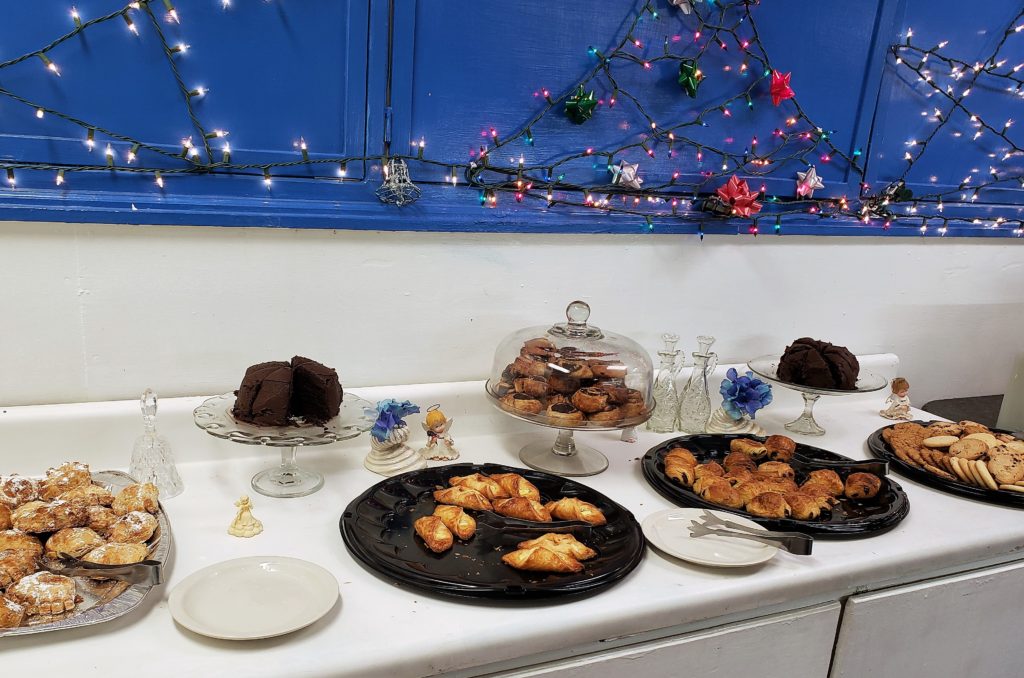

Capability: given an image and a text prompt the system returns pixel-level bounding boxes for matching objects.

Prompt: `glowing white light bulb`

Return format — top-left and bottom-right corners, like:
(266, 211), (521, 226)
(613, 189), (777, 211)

(6, 169), (16, 186)
(221, 142), (231, 163)
(167, 9), (180, 23)
(35, 108), (44, 119)
(906, 28), (913, 38)
(222, 0), (231, 7)
(155, 173), (164, 188)
(190, 86), (207, 97)
(56, 170), (65, 186)
(337, 164), (347, 178)
(188, 146), (200, 159)
(104, 144), (114, 163)
(70, 7), (81, 26)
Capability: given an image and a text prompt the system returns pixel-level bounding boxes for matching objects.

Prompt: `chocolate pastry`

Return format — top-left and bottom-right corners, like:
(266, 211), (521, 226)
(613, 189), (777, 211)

(513, 376), (549, 398)
(571, 387), (609, 414)
(665, 447), (697, 466)
(501, 392), (543, 415)
(554, 360), (593, 380)
(777, 337), (860, 390)
(844, 472), (882, 500)
(511, 355), (550, 378)
(589, 360), (627, 379)
(757, 461), (796, 480)
(290, 355), (343, 425)
(593, 381), (630, 404)
(547, 403), (584, 425)
(493, 380), (515, 397)
(764, 435), (797, 462)
(746, 492), (792, 518)
(694, 461), (725, 481)
(232, 361), (293, 426)
(619, 390), (646, 418)
(803, 469), (845, 496)
(547, 372), (580, 395)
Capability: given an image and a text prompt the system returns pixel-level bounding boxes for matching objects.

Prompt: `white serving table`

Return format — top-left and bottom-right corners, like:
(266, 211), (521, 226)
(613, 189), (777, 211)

(3, 354), (1024, 678)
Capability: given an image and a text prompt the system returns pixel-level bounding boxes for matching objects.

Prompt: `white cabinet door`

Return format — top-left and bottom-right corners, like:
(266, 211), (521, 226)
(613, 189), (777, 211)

(490, 602), (840, 678)
(831, 559), (1024, 678)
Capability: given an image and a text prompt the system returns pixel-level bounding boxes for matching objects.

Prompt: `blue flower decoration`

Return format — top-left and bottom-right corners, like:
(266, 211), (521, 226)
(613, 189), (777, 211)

(370, 399), (421, 442)
(719, 368), (773, 421)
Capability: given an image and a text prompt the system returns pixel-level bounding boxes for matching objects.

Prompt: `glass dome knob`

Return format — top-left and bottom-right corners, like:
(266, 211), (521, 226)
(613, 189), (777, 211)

(566, 300), (591, 326)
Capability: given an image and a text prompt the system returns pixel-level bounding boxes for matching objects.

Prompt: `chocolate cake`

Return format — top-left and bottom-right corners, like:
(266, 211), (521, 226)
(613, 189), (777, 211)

(290, 355), (343, 425)
(232, 361), (293, 426)
(777, 338), (860, 390)
(232, 356), (343, 426)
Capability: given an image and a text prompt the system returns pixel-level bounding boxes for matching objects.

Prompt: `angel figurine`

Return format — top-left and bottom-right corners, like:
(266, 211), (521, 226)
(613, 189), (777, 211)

(419, 404), (459, 461)
(879, 377), (912, 420)
(228, 496), (263, 538)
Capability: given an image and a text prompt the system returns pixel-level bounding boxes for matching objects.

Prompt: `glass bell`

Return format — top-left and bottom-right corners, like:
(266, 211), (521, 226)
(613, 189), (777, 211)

(129, 389), (184, 498)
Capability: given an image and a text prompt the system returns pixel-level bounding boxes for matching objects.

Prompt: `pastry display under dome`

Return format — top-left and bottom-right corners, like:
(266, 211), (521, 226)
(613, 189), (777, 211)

(485, 301), (654, 476)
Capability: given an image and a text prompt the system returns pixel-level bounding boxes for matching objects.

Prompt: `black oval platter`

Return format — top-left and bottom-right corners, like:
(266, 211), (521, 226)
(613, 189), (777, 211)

(340, 462), (645, 600)
(867, 420), (1024, 509)
(641, 434), (910, 539)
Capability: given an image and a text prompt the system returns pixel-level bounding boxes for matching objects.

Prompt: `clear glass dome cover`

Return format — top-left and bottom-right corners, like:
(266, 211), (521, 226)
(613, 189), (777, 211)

(485, 301), (654, 430)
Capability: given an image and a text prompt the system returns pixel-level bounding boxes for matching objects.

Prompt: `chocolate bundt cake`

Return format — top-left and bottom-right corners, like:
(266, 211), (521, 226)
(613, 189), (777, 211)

(777, 338), (859, 390)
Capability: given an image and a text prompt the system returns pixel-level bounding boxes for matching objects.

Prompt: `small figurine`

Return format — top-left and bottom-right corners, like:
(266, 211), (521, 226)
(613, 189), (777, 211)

(419, 405), (459, 461)
(364, 399), (425, 476)
(706, 368), (774, 436)
(228, 496), (263, 538)
(879, 377), (912, 420)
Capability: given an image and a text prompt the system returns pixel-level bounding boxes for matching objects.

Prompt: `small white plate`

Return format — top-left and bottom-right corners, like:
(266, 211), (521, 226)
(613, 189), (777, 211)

(642, 508), (778, 568)
(169, 556), (339, 640)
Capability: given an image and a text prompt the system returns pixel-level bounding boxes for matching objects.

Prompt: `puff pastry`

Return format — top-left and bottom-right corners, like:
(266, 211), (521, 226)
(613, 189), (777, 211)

(489, 473), (542, 502)
(492, 497), (552, 522)
(803, 469), (844, 496)
(844, 472), (882, 500)
(448, 474), (508, 500)
(1, 475), (39, 508)
(723, 451), (758, 472)
(501, 546), (583, 574)
(112, 483), (160, 515)
(693, 475), (731, 497)
(44, 528), (107, 560)
(7, 572), (77, 616)
(432, 505), (476, 540)
(664, 457), (696, 486)
(517, 533), (596, 561)
(545, 497), (606, 526)
(729, 438), (768, 459)
(699, 482), (745, 509)
(0, 548), (40, 589)
(694, 462), (725, 481)
(413, 516), (453, 553)
(58, 483), (114, 507)
(12, 500), (89, 534)
(501, 392), (543, 415)
(736, 480), (785, 506)
(86, 506), (119, 535)
(0, 529), (43, 557)
(432, 486), (492, 511)
(82, 542), (149, 566)
(757, 461), (796, 480)
(746, 492), (792, 518)
(764, 435), (797, 462)
(664, 447), (698, 466)
(39, 462), (92, 501)
(0, 504), (10, 531)
(0, 596), (24, 629)
(784, 492), (831, 520)
(107, 511), (158, 544)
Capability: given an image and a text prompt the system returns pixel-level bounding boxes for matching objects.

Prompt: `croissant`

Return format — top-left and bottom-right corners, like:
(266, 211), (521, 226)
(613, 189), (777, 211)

(764, 435), (797, 462)
(544, 497), (607, 526)
(693, 475), (731, 496)
(448, 474), (508, 500)
(699, 482), (745, 509)
(413, 516), (454, 553)
(517, 533), (596, 561)
(664, 457), (696, 486)
(729, 438), (768, 459)
(432, 505), (476, 540)
(501, 546), (583, 574)
(492, 497), (552, 522)
(756, 461), (796, 480)
(844, 472), (882, 500)
(432, 487), (492, 511)
(723, 451), (758, 472)
(784, 492), (831, 520)
(664, 447), (697, 466)
(489, 473), (541, 502)
(746, 492), (792, 518)
(694, 462), (725, 482)
(803, 469), (844, 496)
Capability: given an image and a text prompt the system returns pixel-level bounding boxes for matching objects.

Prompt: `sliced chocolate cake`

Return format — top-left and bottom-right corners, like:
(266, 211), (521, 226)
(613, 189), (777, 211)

(290, 355), (343, 425)
(232, 361), (293, 426)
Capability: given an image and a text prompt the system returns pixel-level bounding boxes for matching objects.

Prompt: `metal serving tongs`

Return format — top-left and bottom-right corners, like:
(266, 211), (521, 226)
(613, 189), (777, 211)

(791, 452), (888, 476)
(677, 510), (814, 556)
(49, 554), (164, 586)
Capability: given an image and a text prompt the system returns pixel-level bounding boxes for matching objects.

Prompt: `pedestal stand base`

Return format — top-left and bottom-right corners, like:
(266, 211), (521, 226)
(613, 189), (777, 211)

(251, 447), (324, 498)
(519, 429), (609, 477)
(784, 393), (826, 436)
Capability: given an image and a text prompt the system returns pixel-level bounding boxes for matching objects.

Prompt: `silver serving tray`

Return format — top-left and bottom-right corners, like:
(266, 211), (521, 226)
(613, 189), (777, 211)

(0, 470), (172, 637)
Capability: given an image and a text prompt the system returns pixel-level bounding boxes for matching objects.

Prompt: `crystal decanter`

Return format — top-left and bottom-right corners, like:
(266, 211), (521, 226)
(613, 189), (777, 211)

(647, 333), (683, 433)
(129, 390), (184, 498)
(677, 335), (719, 434)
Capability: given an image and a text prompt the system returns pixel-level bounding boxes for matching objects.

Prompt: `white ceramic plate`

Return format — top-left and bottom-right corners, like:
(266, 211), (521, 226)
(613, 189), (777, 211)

(642, 508), (778, 568)
(168, 556), (339, 640)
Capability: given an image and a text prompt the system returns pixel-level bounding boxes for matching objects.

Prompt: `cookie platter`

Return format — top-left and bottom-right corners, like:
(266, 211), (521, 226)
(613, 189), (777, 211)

(1, 469), (171, 637)
(340, 463), (644, 600)
(641, 435), (910, 538)
(867, 420), (1024, 508)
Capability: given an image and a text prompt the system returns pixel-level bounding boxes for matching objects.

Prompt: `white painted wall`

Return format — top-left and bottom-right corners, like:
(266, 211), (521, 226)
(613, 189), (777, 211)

(0, 220), (1021, 406)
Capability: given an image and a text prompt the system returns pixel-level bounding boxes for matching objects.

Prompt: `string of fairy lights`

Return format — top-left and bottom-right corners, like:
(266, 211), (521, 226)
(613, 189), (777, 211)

(0, 0), (1021, 236)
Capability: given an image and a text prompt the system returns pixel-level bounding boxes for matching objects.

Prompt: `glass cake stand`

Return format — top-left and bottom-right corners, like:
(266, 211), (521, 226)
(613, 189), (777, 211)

(747, 355), (887, 436)
(193, 391), (374, 498)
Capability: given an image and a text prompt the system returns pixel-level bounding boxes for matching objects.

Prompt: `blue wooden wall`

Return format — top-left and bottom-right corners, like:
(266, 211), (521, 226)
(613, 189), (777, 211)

(0, 0), (1021, 237)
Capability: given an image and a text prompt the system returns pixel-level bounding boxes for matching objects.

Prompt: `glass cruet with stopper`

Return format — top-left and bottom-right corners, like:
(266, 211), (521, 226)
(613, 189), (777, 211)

(677, 335), (719, 434)
(129, 389), (184, 498)
(646, 333), (683, 433)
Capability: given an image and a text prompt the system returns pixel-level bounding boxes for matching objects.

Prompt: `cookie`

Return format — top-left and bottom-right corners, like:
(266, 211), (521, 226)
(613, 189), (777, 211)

(974, 460), (999, 491)
(949, 438), (988, 460)
(923, 436), (959, 449)
(962, 432), (999, 449)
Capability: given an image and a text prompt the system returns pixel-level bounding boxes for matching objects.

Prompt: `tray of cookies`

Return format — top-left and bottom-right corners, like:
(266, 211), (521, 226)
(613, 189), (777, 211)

(867, 420), (1024, 508)
(0, 464), (170, 636)
(340, 463), (644, 600)
(641, 434), (909, 538)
